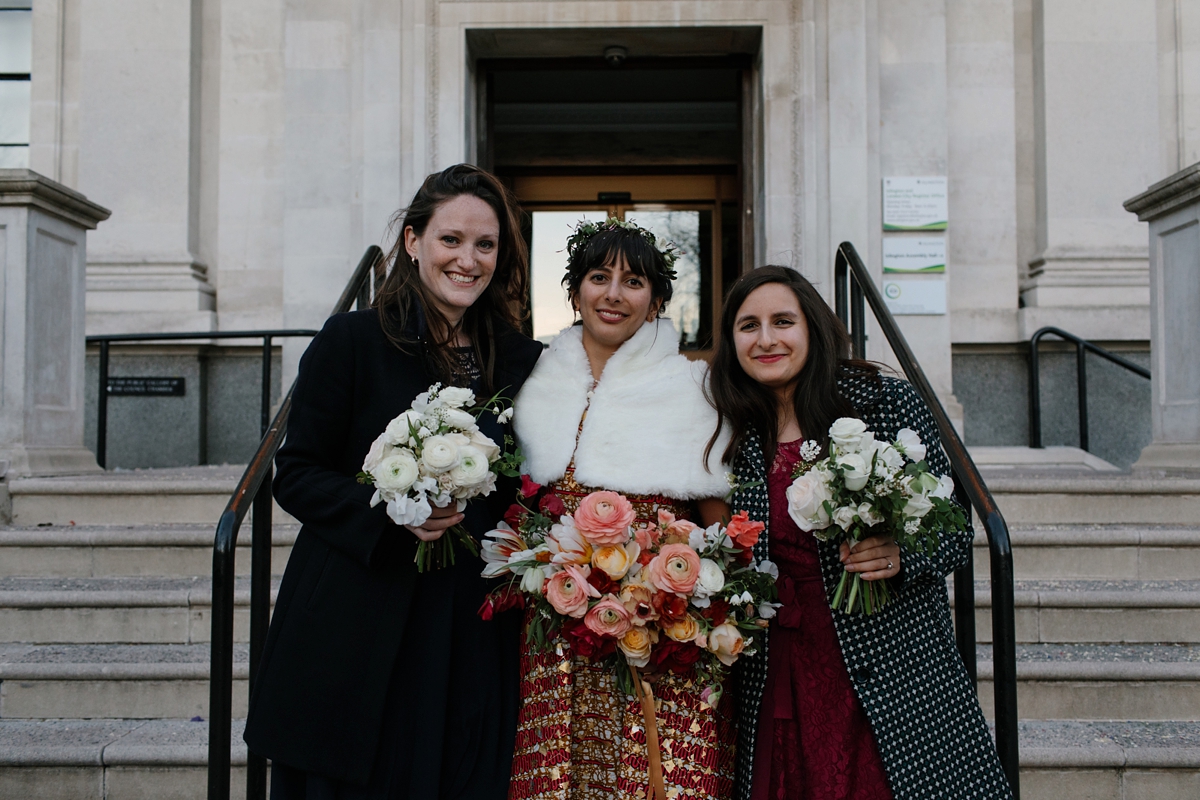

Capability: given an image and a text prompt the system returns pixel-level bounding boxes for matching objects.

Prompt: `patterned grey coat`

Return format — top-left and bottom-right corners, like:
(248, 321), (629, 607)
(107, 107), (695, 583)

(730, 374), (1012, 800)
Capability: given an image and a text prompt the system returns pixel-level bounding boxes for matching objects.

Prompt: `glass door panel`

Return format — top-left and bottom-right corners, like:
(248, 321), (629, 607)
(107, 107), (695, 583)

(530, 209), (607, 343)
(624, 208), (714, 350)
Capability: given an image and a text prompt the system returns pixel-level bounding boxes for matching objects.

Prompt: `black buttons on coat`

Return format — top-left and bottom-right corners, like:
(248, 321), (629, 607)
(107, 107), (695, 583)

(854, 666), (873, 683)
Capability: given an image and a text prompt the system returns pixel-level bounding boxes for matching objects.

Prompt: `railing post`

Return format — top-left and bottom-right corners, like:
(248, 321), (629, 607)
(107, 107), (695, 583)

(208, 513), (238, 800)
(260, 337), (273, 439)
(246, 473), (273, 800)
(986, 510), (1021, 797)
(97, 340), (110, 468)
(1028, 334), (1043, 449)
(1076, 341), (1089, 452)
(952, 471), (977, 686)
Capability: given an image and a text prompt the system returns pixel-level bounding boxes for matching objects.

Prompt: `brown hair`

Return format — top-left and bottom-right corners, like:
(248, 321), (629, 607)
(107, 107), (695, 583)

(373, 164), (528, 394)
(705, 266), (880, 465)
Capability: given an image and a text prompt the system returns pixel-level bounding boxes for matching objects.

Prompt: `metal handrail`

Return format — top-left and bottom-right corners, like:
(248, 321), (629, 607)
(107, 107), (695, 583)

(1028, 326), (1150, 452)
(207, 245), (384, 800)
(834, 242), (1020, 797)
(87, 329), (320, 468)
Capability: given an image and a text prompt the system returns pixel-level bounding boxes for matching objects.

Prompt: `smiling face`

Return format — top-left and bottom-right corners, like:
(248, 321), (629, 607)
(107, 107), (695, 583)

(574, 254), (662, 363)
(733, 282), (811, 401)
(404, 194), (500, 326)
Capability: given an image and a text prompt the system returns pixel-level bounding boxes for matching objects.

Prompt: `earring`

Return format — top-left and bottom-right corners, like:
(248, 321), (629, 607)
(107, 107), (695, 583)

(412, 257), (419, 268)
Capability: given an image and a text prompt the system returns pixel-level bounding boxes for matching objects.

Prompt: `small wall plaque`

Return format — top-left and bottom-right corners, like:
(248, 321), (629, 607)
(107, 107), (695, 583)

(107, 377), (186, 396)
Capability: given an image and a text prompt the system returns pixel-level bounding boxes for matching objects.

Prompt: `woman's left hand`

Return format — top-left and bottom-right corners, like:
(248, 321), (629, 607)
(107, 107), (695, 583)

(840, 535), (901, 581)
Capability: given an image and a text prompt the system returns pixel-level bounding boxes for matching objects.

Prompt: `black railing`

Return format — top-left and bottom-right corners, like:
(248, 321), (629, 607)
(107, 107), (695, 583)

(207, 245), (384, 800)
(1028, 326), (1150, 452)
(834, 242), (1020, 797)
(87, 330), (320, 468)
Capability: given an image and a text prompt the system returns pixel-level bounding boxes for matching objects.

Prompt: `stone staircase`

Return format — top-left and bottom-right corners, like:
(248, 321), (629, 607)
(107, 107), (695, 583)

(0, 468), (1197, 798)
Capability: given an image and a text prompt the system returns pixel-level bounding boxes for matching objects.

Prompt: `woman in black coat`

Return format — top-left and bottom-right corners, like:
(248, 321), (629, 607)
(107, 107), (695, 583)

(243, 164), (544, 799)
(707, 267), (1011, 800)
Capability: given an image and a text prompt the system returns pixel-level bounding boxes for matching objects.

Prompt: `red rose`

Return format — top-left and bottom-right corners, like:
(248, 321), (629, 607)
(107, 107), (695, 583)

(562, 619), (617, 660)
(477, 586), (526, 621)
(587, 569), (621, 596)
(652, 591), (689, 623)
(504, 503), (526, 530)
(736, 547), (753, 566)
(650, 639), (703, 674)
(539, 492), (567, 518)
(700, 599), (731, 624)
(520, 475), (542, 499)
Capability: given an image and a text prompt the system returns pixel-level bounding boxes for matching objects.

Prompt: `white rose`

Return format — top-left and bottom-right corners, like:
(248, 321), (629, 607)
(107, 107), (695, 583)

(421, 434), (462, 473)
(386, 491), (431, 527)
(469, 429), (501, 462)
(696, 559), (725, 596)
(449, 445), (491, 487)
(786, 473), (833, 531)
(835, 453), (870, 492)
(828, 417), (868, 451)
(438, 386), (475, 408)
(384, 410), (420, 446)
(903, 493), (934, 519)
(857, 502), (884, 527)
(931, 474), (955, 500)
(373, 451), (420, 493)
(832, 505), (857, 531)
(895, 428), (927, 462)
(362, 433), (390, 472)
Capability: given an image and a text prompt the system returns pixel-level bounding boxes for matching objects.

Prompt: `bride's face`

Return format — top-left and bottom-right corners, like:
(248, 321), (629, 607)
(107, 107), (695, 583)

(574, 254), (661, 353)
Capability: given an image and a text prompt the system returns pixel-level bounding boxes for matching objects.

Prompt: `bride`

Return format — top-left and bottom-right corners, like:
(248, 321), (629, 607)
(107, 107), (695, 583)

(509, 218), (735, 800)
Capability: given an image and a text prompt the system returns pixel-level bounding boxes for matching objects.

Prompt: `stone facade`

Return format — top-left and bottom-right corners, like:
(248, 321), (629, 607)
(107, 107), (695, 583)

(20, 0), (1200, 466)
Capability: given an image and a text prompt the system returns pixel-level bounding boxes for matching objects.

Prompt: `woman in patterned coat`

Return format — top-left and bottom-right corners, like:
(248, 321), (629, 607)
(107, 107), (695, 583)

(706, 267), (1012, 800)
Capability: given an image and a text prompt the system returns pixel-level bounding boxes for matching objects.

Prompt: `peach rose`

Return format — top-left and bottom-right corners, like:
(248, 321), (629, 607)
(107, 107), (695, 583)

(573, 491), (635, 546)
(584, 595), (633, 639)
(646, 543), (702, 595)
(618, 625), (659, 667)
(707, 623), (746, 666)
(545, 566), (598, 619)
(662, 614), (701, 643)
(591, 542), (640, 580)
(657, 509), (699, 544)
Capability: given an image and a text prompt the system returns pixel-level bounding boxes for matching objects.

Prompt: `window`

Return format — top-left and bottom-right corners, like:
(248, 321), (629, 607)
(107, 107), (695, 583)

(0, 6), (32, 168)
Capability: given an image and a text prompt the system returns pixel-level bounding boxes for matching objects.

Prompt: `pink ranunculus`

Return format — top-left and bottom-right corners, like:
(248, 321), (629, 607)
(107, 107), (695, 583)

(646, 544), (702, 595)
(545, 566), (598, 618)
(584, 594), (633, 639)
(573, 491), (635, 546)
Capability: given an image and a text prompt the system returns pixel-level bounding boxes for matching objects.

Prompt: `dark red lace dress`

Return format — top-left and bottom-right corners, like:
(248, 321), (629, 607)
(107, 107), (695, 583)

(750, 439), (893, 800)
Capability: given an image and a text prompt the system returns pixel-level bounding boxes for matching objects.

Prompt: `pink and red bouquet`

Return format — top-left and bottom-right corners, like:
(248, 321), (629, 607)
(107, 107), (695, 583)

(478, 477), (779, 701)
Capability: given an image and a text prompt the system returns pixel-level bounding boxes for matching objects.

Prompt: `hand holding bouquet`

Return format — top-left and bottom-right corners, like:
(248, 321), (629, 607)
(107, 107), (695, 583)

(786, 417), (966, 615)
(478, 478), (779, 704)
(357, 383), (522, 571)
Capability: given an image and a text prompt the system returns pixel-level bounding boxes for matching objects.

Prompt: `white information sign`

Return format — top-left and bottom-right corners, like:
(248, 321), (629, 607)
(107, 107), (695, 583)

(883, 176), (948, 231)
(882, 236), (945, 273)
(882, 279), (946, 315)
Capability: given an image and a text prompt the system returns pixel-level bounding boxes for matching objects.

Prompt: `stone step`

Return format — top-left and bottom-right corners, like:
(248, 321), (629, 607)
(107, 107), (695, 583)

(983, 472), (1200, 526)
(976, 644), (1200, 721)
(0, 644), (249, 720)
(956, 580), (1200, 644)
(6, 466), (297, 526)
(2, 718), (1197, 800)
(972, 525), (1200, 582)
(0, 524), (298, 579)
(0, 577), (275, 645)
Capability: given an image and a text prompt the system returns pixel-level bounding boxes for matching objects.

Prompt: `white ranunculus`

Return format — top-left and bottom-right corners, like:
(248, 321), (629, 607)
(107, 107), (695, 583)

(374, 451), (420, 493)
(832, 505), (857, 531)
(895, 428), (927, 462)
(930, 474), (955, 500)
(362, 433), (391, 472)
(857, 502), (884, 527)
(421, 434), (462, 473)
(829, 417), (868, 451)
(469, 429), (501, 462)
(449, 445), (491, 487)
(386, 491), (431, 527)
(903, 493), (934, 519)
(836, 453), (871, 492)
(786, 472), (833, 531)
(438, 386), (475, 408)
(384, 410), (420, 446)
(696, 559), (725, 596)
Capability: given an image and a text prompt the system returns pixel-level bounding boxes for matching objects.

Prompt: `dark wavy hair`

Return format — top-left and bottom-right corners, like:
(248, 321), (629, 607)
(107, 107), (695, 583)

(373, 164), (528, 394)
(563, 226), (674, 316)
(706, 266), (880, 465)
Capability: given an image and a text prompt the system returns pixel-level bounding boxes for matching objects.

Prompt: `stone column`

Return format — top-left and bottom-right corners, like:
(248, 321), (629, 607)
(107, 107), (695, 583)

(1124, 162), (1200, 474)
(0, 170), (109, 477)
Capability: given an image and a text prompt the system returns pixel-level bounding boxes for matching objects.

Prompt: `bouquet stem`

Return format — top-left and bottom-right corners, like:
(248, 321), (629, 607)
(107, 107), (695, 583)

(414, 524), (480, 572)
(831, 565), (893, 616)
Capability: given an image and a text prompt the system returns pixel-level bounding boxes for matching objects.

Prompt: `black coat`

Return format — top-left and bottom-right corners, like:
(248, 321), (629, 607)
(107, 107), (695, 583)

(731, 375), (1012, 800)
(243, 308), (542, 793)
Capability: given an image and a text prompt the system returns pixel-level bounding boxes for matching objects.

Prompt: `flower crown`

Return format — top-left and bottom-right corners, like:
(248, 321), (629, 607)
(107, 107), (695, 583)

(563, 217), (680, 281)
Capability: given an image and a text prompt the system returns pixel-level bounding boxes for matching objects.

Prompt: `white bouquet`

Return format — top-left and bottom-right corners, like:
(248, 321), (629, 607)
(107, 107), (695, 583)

(786, 418), (966, 614)
(357, 383), (522, 571)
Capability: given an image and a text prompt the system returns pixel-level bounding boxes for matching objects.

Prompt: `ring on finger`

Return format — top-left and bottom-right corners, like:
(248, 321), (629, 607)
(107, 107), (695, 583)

(887, 560), (894, 570)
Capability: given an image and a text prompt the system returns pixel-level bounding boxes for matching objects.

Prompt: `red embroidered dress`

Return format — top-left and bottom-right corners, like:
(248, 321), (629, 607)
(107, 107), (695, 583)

(751, 439), (893, 800)
(508, 461), (736, 800)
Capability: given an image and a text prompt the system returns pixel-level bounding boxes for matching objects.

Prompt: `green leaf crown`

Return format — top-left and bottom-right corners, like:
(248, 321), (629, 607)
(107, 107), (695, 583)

(563, 217), (681, 281)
